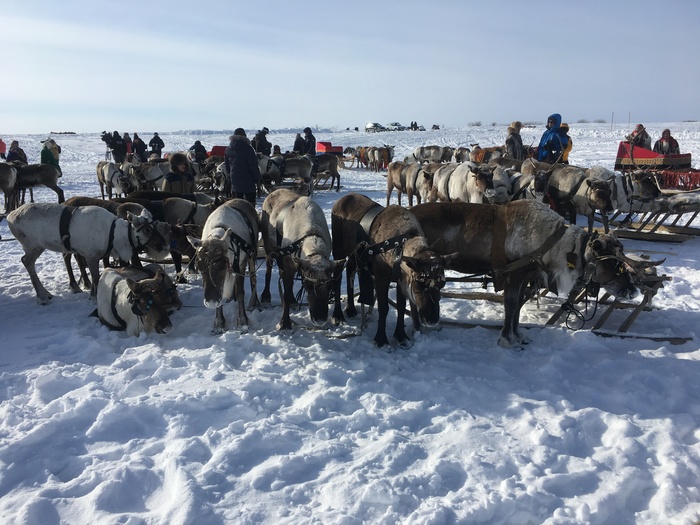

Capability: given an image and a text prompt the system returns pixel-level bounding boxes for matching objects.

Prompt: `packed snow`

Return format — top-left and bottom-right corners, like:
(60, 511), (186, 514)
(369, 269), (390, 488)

(1, 122), (699, 525)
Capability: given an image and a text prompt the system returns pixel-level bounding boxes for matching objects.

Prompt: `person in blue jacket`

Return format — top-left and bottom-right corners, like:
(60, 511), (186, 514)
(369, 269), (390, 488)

(537, 113), (568, 163)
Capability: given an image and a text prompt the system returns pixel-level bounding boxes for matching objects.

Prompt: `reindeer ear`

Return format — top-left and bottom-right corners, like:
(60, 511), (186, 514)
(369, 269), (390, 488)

(186, 235), (201, 249)
(401, 255), (419, 271)
(125, 278), (139, 293)
(292, 256), (310, 272)
(442, 252), (460, 268)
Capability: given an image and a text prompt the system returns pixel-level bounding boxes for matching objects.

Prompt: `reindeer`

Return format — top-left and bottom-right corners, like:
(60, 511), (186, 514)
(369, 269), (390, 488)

(11, 164), (64, 210)
(95, 264), (182, 336)
(260, 189), (344, 331)
(331, 193), (457, 347)
(188, 199), (260, 333)
(0, 163), (17, 212)
(411, 200), (654, 348)
(7, 203), (171, 304)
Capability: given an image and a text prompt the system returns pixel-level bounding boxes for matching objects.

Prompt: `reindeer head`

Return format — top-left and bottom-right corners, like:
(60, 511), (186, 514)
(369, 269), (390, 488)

(127, 211), (172, 259)
(470, 164), (496, 198)
(188, 229), (244, 308)
(400, 244), (458, 328)
(583, 233), (662, 300)
(585, 178), (615, 216)
(125, 269), (180, 334)
(293, 255), (346, 327)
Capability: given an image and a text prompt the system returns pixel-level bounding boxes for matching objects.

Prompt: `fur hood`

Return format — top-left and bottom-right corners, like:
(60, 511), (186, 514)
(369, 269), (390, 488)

(169, 152), (189, 170)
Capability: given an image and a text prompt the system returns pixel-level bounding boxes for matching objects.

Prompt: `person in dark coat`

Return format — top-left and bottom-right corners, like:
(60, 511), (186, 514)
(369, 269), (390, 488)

(149, 132), (165, 158)
(653, 129), (680, 155)
(189, 140), (208, 163)
(536, 113), (568, 163)
(225, 128), (261, 205)
(161, 152), (195, 194)
(6, 140), (27, 164)
(292, 133), (305, 154)
(626, 124), (652, 150)
(251, 127), (272, 156)
(302, 127), (316, 156)
(109, 131), (127, 163)
(505, 121), (525, 160)
(132, 133), (148, 162)
(123, 132), (133, 155)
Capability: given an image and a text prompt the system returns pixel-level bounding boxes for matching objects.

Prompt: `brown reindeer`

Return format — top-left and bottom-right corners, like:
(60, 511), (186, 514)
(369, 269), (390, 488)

(11, 163), (65, 210)
(0, 163), (18, 212)
(331, 192), (457, 347)
(411, 200), (647, 348)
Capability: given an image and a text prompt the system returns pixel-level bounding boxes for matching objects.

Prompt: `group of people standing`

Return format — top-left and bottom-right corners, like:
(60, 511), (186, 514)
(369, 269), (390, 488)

(505, 116), (682, 165)
(0, 137), (59, 174)
(505, 114), (572, 164)
(103, 131), (164, 163)
(225, 126), (317, 205)
(249, 126), (316, 157)
(0, 138), (28, 164)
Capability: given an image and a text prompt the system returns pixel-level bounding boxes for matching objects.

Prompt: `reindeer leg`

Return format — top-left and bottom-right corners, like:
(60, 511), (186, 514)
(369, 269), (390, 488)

(75, 253), (91, 289)
(499, 283), (519, 348)
(22, 249), (52, 304)
(212, 306), (226, 334)
(344, 262), (358, 319)
(247, 258), (260, 309)
(393, 287), (410, 346)
(277, 268), (294, 332)
(171, 251), (187, 283)
(63, 253), (82, 293)
(513, 276), (532, 345)
(235, 274), (249, 328)
(373, 272), (391, 347)
(87, 258), (102, 300)
(261, 256), (273, 306)
(331, 259), (346, 326)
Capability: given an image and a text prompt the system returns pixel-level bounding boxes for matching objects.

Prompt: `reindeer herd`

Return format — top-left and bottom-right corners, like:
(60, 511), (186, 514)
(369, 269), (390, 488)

(2, 142), (664, 348)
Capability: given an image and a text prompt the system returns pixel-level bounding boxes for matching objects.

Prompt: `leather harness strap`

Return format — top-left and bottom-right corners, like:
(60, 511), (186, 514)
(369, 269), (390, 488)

(359, 203), (383, 242)
(59, 206), (78, 252)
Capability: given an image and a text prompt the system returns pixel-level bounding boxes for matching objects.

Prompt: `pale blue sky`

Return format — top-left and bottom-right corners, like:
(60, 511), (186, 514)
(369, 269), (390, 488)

(3, 0), (699, 134)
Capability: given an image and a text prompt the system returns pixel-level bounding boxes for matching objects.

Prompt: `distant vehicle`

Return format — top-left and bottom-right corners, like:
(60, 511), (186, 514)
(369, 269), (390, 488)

(385, 122), (406, 131)
(365, 122), (386, 133)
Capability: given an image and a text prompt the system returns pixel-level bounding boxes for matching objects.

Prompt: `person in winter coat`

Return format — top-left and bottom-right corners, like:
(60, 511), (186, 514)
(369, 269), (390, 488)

(653, 129), (680, 155)
(505, 121), (525, 160)
(251, 127), (272, 156)
(188, 140), (208, 163)
(7, 140), (27, 164)
(123, 133), (133, 155)
(0, 138), (6, 160)
(626, 124), (652, 150)
(292, 133), (305, 155)
(302, 127), (316, 156)
(225, 128), (261, 205)
(109, 131), (127, 163)
(161, 152), (195, 194)
(132, 133), (148, 162)
(560, 123), (572, 164)
(536, 113), (568, 163)
(40, 138), (62, 176)
(149, 132), (165, 158)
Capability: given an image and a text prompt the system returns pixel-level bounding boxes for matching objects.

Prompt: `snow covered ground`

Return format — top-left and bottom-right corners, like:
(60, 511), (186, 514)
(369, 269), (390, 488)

(1, 122), (699, 524)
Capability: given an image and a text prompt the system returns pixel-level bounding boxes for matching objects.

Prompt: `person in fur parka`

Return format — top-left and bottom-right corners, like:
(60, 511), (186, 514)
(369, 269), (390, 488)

(161, 152), (195, 194)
